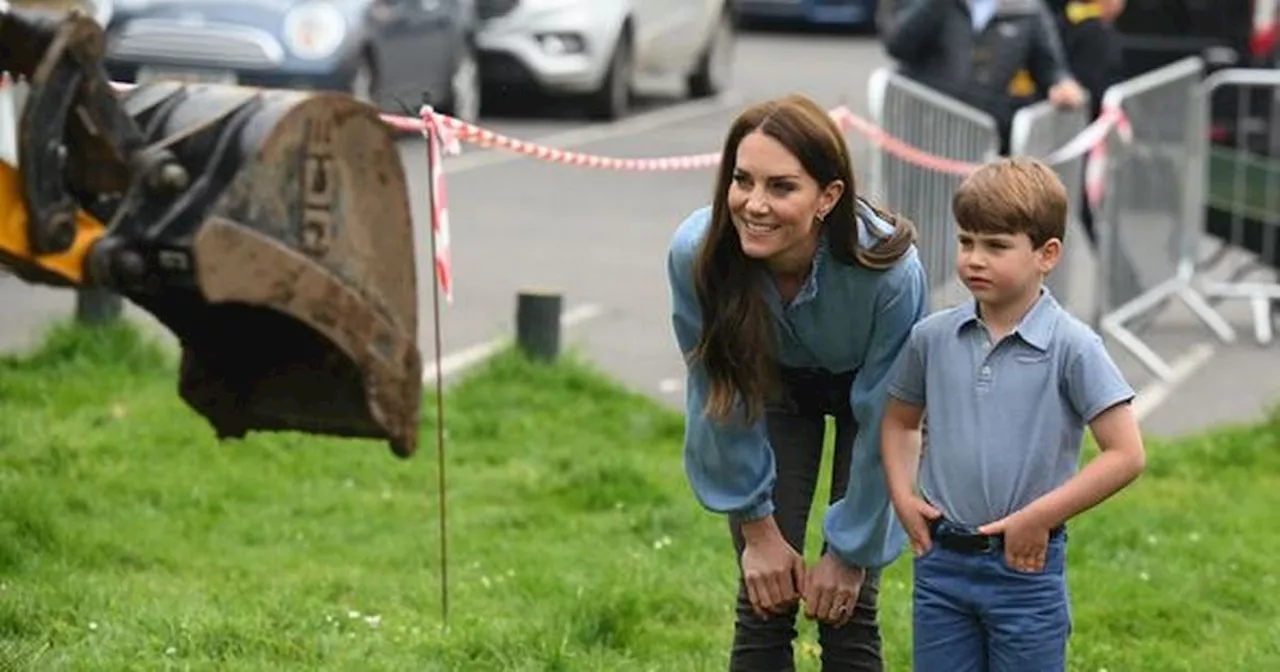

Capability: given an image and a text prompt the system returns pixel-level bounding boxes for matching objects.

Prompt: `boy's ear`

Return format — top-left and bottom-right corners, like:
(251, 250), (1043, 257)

(1037, 237), (1063, 272)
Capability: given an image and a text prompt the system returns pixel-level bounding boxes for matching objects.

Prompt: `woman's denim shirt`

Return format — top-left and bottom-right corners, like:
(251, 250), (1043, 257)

(666, 201), (930, 569)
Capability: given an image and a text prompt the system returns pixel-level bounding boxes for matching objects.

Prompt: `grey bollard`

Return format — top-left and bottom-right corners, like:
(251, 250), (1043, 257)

(515, 290), (562, 362)
(75, 288), (123, 326)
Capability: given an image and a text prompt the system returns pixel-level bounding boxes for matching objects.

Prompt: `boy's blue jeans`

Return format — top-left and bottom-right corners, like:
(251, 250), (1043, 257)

(912, 520), (1072, 672)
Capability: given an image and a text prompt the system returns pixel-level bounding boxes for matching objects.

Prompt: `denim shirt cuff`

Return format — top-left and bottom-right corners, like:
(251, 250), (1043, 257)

(730, 499), (776, 525)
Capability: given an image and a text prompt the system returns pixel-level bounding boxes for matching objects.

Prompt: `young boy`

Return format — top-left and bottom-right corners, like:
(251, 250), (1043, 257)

(880, 157), (1146, 671)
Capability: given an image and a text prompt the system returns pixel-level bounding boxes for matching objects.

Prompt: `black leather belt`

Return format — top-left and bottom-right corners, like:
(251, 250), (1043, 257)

(928, 517), (1066, 555)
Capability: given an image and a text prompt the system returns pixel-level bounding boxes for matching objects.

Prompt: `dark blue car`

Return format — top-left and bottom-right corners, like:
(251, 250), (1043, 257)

(735, 0), (878, 28)
(101, 0), (482, 122)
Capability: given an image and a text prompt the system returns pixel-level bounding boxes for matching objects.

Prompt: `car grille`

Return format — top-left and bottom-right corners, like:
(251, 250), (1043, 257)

(107, 20), (286, 69)
(476, 0), (518, 20)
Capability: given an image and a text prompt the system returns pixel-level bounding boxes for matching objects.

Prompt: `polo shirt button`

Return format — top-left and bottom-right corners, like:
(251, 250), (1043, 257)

(981, 366), (992, 376)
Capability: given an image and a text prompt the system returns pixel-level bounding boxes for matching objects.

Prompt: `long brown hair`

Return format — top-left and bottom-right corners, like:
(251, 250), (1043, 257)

(689, 94), (916, 424)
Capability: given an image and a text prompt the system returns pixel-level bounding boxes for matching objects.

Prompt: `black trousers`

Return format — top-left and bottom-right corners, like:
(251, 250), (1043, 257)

(727, 367), (884, 671)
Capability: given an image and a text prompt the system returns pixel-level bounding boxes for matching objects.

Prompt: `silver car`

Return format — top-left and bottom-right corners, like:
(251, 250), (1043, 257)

(99, 0), (482, 123)
(475, 0), (735, 119)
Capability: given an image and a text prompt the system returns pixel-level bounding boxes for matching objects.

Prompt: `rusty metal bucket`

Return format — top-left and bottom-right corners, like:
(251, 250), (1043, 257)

(96, 83), (423, 457)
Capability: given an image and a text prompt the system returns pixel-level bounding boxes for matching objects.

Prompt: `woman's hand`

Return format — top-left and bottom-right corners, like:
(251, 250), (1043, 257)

(1099, 0), (1126, 23)
(739, 517), (806, 619)
(802, 551), (865, 627)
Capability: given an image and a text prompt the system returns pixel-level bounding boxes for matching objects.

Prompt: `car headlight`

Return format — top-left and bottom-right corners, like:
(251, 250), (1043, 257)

(283, 2), (347, 60)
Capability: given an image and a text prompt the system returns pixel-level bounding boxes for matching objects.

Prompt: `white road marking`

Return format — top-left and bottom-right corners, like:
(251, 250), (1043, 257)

(421, 303), (605, 384)
(443, 91), (743, 174)
(1132, 341), (1217, 421)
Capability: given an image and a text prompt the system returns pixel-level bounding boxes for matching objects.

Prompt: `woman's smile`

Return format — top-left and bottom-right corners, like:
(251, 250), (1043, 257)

(738, 218), (783, 236)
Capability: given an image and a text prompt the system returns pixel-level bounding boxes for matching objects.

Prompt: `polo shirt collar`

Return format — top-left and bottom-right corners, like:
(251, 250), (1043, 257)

(956, 287), (1059, 351)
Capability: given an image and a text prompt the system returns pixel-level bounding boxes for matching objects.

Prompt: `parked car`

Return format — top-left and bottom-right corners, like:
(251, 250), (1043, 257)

(473, 0), (735, 119)
(100, 0), (483, 122)
(735, 0), (878, 29)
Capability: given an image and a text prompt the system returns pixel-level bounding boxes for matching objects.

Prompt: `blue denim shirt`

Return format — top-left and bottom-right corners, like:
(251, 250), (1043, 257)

(666, 202), (930, 569)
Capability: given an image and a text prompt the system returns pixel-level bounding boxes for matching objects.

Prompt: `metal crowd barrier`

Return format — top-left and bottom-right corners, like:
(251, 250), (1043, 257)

(865, 66), (1001, 310)
(1007, 100), (1092, 316)
(1193, 68), (1280, 346)
(863, 67), (1098, 317)
(1092, 57), (1237, 381)
(864, 56), (1277, 384)
(1094, 57), (1279, 381)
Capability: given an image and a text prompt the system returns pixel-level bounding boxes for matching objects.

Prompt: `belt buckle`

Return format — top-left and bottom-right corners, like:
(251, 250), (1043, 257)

(934, 521), (998, 554)
(964, 533), (997, 554)
(943, 533), (995, 554)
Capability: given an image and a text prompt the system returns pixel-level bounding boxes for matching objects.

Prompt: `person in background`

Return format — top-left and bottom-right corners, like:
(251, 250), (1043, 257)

(666, 93), (929, 671)
(881, 157), (1146, 671)
(1048, 0), (1126, 120)
(880, 0), (1088, 154)
(1047, 0), (1127, 245)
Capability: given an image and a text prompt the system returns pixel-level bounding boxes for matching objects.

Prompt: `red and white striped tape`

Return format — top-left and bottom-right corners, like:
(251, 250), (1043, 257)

(418, 105), (458, 304)
(103, 80), (1123, 179)
(1043, 105), (1129, 167)
(828, 106), (982, 176)
(397, 103), (1123, 177)
(1084, 106), (1133, 210)
(89, 80), (1127, 305)
(384, 112), (725, 171)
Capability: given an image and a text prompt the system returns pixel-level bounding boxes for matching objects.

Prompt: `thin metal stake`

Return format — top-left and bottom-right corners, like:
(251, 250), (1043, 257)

(422, 115), (449, 628)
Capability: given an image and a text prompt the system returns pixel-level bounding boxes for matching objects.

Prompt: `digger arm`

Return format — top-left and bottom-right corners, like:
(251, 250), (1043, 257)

(0, 5), (185, 288)
(0, 6), (425, 458)
(0, 159), (104, 285)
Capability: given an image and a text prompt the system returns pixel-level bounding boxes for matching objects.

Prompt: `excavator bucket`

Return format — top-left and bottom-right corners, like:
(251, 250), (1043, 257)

(0, 7), (422, 457)
(94, 83), (423, 457)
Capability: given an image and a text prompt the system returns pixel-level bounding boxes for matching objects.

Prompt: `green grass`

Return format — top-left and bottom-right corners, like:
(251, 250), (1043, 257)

(1, 321), (1278, 670)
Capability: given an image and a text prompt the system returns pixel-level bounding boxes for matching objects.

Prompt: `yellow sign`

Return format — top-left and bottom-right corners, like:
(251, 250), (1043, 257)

(1065, 1), (1104, 24)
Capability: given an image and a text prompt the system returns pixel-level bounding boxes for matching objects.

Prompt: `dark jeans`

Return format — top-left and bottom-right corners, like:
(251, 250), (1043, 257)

(727, 367), (884, 672)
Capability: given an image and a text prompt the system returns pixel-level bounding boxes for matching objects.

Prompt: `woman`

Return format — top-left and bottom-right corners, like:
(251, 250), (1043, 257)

(666, 94), (929, 670)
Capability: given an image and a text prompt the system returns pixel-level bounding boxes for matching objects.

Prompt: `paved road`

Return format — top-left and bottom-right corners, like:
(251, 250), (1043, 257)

(413, 28), (882, 380)
(2, 25), (1276, 441)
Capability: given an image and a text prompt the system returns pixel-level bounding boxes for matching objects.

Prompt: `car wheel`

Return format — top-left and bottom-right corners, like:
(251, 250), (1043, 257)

(445, 45), (482, 124)
(688, 11), (735, 98)
(588, 29), (633, 120)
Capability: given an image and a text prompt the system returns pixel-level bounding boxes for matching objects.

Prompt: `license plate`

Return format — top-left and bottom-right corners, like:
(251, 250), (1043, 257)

(136, 66), (238, 85)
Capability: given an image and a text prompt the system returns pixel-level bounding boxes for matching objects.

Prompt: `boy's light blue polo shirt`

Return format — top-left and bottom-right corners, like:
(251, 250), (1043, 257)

(887, 288), (1135, 527)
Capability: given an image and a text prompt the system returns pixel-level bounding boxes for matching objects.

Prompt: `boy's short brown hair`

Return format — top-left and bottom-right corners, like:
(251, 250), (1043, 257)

(952, 157), (1068, 249)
